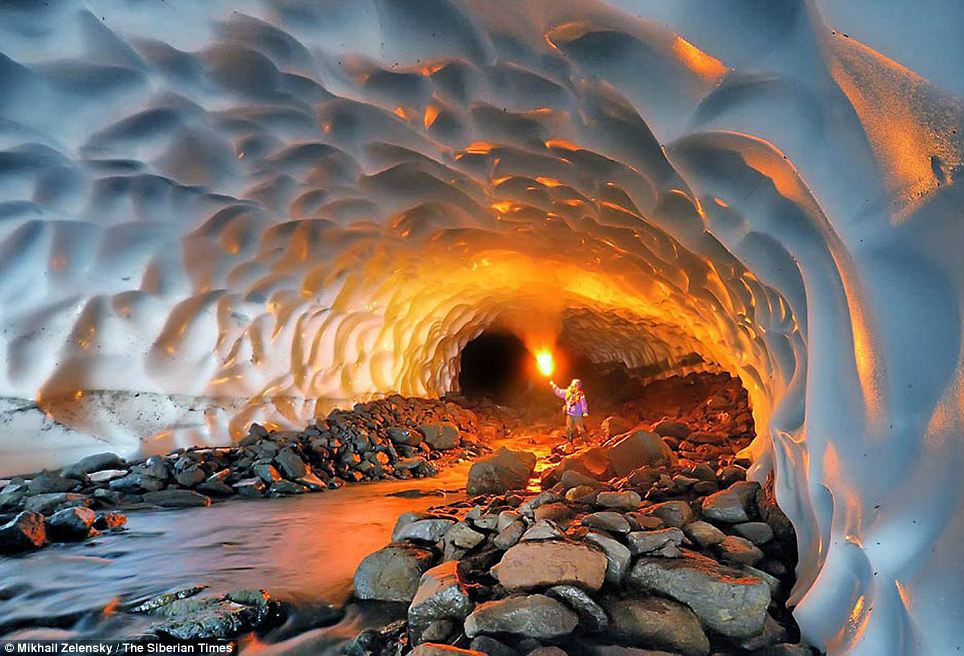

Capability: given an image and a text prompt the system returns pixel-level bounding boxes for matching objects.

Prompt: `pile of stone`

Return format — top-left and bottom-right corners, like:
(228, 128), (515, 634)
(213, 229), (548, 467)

(348, 425), (813, 656)
(0, 396), (492, 553)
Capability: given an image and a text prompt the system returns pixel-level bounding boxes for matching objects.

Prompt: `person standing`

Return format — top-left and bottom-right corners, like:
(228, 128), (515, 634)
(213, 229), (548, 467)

(550, 378), (589, 442)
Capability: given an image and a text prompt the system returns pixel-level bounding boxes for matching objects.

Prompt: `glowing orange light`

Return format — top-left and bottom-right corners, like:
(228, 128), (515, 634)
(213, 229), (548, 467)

(535, 350), (554, 377)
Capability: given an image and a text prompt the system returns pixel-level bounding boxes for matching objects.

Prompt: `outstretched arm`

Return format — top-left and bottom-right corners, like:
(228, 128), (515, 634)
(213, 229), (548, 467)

(550, 380), (565, 399)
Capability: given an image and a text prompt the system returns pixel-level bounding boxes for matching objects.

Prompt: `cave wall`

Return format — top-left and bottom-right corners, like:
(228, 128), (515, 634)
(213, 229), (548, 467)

(0, 2), (961, 653)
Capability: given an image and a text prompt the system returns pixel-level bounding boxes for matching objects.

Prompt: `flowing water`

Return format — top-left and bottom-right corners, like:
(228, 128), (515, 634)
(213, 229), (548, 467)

(0, 430), (560, 654)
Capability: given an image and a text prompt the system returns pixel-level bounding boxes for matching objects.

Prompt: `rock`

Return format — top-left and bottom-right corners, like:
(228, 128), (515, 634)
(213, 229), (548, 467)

(533, 502), (572, 523)
(582, 511), (631, 534)
(605, 596), (709, 656)
(627, 553), (770, 638)
(581, 645), (679, 656)
(389, 427), (424, 446)
(233, 477), (266, 498)
(297, 470), (327, 491)
(140, 456), (170, 480)
(519, 491), (560, 517)
(683, 521), (725, 547)
(529, 648), (566, 656)
(396, 517), (457, 544)
(23, 492), (90, 515)
(626, 528), (684, 557)
(734, 521), (775, 545)
(198, 479), (235, 496)
(701, 489), (750, 523)
(739, 613), (788, 651)
(497, 541), (607, 591)
(420, 422), (461, 450)
(566, 485), (598, 504)
(546, 585), (608, 632)
(412, 645), (484, 656)
(63, 452), (126, 478)
(420, 620), (454, 643)
(541, 448), (613, 487)
(497, 510), (523, 531)
(760, 644), (814, 656)
(253, 462), (283, 484)
(584, 531), (631, 584)
(559, 470), (603, 490)
(595, 490), (641, 510)
(717, 465), (746, 487)
(28, 471), (76, 494)
(135, 588), (280, 640)
(445, 522), (487, 549)
(647, 500), (694, 527)
(464, 594), (578, 639)
(46, 507), (96, 540)
(469, 636), (518, 656)
(409, 561), (474, 631)
(142, 490), (212, 508)
(174, 466), (206, 488)
(0, 511), (45, 551)
(718, 535), (764, 566)
(521, 519), (565, 542)
(354, 543), (436, 602)
(467, 448), (537, 495)
(600, 416), (634, 438)
(653, 421), (690, 439)
(93, 511), (127, 531)
(269, 480), (308, 495)
(275, 448), (308, 479)
(493, 521), (525, 550)
(606, 431), (676, 476)
(109, 472), (165, 493)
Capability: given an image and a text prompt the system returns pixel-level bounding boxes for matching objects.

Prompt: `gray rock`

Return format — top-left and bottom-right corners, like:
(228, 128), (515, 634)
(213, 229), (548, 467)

(269, 480), (308, 495)
(412, 645), (484, 656)
(546, 585), (608, 632)
(653, 421), (691, 439)
(739, 613), (788, 651)
(581, 645), (679, 656)
(388, 427), (424, 446)
(760, 644), (815, 656)
(409, 561), (474, 630)
(140, 456), (170, 480)
(718, 535), (764, 566)
(233, 477), (266, 497)
(445, 522), (487, 549)
(47, 507), (96, 540)
(419, 620), (454, 643)
(595, 491), (641, 510)
(86, 469), (127, 484)
(734, 521), (775, 545)
(142, 490), (212, 508)
(464, 594), (578, 639)
(93, 511), (127, 531)
(275, 448), (308, 479)
(467, 448), (537, 495)
(648, 500), (694, 527)
(521, 520), (565, 542)
(493, 520), (525, 550)
(497, 510), (523, 531)
(558, 470), (603, 490)
(24, 492), (87, 515)
(28, 471), (76, 494)
(395, 518), (457, 544)
(497, 541), (608, 591)
(420, 422), (461, 450)
(606, 430), (676, 476)
(605, 596), (709, 656)
(0, 511), (45, 551)
(109, 472), (165, 493)
(354, 543), (436, 602)
(134, 587), (279, 640)
(703, 481), (760, 524)
(585, 531), (631, 584)
(683, 521), (725, 547)
(582, 511), (631, 534)
(626, 528), (684, 557)
(174, 465), (206, 488)
(519, 491), (560, 517)
(62, 452), (126, 478)
(253, 462), (283, 484)
(627, 553), (770, 638)
(469, 636), (517, 656)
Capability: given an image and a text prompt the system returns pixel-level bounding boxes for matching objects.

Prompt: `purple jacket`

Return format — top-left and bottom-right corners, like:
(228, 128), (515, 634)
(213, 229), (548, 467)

(551, 382), (589, 417)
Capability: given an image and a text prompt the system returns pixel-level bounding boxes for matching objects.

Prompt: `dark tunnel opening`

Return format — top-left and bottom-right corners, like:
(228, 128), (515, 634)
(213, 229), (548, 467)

(457, 331), (532, 402)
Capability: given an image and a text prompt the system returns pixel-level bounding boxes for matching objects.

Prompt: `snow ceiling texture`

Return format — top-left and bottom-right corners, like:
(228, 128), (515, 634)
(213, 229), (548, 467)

(0, 1), (962, 654)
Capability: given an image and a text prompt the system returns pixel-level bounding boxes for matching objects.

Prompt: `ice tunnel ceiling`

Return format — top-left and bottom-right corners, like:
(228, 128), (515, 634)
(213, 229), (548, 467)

(0, 1), (962, 654)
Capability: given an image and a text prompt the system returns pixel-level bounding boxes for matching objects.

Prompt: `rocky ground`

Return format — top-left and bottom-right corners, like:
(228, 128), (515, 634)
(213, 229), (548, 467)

(0, 396), (498, 555)
(346, 374), (818, 656)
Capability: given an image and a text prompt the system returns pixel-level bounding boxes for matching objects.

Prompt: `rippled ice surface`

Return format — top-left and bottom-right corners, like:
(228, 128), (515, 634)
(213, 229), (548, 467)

(0, 468), (470, 652)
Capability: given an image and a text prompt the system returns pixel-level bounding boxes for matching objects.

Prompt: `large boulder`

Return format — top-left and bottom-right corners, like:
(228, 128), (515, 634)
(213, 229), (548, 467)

(142, 490), (212, 508)
(275, 448), (308, 479)
(27, 471), (76, 494)
(701, 481), (760, 524)
(585, 531), (632, 584)
(62, 452), (127, 478)
(467, 448), (536, 495)
(605, 596), (710, 656)
(600, 416), (634, 438)
(354, 543), (436, 602)
(408, 561), (474, 632)
(0, 511), (46, 551)
(606, 431), (676, 476)
(497, 541), (607, 591)
(23, 492), (90, 515)
(627, 553), (770, 638)
(132, 588), (281, 640)
(420, 422), (461, 450)
(464, 594), (578, 639)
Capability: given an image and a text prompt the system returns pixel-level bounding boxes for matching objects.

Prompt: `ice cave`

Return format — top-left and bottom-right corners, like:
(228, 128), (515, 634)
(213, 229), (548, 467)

(0, 2), (961, 655)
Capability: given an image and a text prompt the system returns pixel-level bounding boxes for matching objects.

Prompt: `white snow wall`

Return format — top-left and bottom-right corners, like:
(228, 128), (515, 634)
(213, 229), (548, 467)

(0, 1), (961, 653)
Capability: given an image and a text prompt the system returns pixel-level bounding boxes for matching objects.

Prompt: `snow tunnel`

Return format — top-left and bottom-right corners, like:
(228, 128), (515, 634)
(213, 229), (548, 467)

(0, 1), (962, 654)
